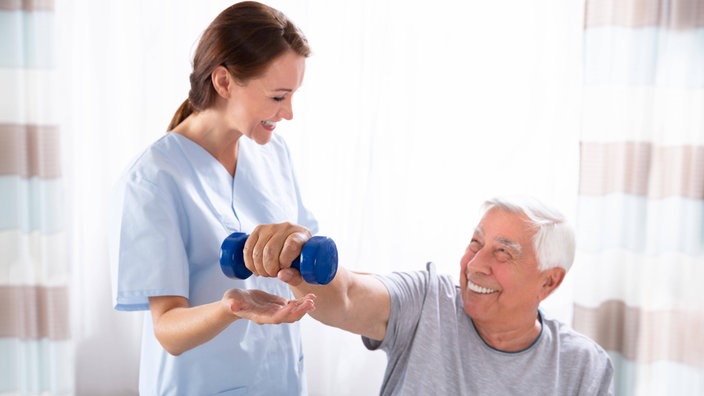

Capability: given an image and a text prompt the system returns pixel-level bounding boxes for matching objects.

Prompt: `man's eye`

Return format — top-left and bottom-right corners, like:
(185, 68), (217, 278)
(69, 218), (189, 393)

(469, 240), (481, 252)
(273, 96), (285, 102)
(495, 249), (511, 262)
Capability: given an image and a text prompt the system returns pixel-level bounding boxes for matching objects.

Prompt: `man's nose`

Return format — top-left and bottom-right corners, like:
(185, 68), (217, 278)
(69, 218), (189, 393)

(467, 249), (491, 274)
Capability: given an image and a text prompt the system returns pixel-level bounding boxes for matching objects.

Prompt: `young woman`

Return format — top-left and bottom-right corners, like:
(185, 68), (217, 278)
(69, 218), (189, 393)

(110, 2), (318, 394)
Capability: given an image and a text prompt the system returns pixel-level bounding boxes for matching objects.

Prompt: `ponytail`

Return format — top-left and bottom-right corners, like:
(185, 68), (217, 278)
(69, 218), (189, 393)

(167, 99), (194, 131)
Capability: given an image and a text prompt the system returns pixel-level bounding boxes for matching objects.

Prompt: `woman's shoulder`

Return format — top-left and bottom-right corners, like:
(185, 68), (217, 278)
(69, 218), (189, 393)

(120, 133), (188, 184)
(138, 132), (185, 161)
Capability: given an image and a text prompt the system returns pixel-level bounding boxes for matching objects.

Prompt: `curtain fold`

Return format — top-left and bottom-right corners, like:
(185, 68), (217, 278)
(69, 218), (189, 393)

(0, 0), (73, 394)
(573, 0), (704, 394)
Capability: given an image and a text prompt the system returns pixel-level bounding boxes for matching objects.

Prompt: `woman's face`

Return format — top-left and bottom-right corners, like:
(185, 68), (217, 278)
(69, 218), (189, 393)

(226, 50), (306, 145)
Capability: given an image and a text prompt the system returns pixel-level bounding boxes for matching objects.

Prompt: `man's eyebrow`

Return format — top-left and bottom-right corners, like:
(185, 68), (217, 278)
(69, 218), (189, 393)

(496, 237), (522, 255)
(474, 226), (521, 253)
(474, 226), (484, 238)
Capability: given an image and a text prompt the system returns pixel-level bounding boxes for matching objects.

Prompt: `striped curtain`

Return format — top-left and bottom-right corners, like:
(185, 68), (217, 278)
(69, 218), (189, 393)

(572, 0), (704, 395)
(0, 0), (73, 395)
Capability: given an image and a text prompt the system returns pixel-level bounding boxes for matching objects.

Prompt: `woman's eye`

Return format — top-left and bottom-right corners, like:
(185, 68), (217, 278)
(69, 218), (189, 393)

(273, 96), (285, 102)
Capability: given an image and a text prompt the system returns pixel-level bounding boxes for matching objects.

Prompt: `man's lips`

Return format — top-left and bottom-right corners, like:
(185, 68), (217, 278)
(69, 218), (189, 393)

(466, 279), (498, 294)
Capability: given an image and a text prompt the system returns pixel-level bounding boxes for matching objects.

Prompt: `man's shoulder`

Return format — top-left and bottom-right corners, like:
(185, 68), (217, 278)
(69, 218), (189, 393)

(381, 262), (458, 295)
(543, 315), (612, 363)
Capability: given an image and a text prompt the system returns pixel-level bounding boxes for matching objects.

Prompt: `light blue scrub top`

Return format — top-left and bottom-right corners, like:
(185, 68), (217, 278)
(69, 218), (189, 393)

(109, 132), (318, 396)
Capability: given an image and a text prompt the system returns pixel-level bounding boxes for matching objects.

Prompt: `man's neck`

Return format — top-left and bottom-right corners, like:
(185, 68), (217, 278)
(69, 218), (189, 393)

(472, 311), (543, 352)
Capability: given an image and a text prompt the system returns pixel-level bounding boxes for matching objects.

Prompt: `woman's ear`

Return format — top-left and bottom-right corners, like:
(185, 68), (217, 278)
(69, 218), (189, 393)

(211, 66), (232, 98)
(540, 267), (566, 300)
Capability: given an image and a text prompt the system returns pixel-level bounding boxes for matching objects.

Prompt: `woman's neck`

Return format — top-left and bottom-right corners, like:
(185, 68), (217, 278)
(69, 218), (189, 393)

(172, 111), (241, 176)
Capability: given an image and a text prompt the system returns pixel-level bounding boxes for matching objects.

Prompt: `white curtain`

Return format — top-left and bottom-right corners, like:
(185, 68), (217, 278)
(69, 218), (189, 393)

(0, 1), (73, 395)
(56, 1), (585, 395)
(572, 0), (704, 395)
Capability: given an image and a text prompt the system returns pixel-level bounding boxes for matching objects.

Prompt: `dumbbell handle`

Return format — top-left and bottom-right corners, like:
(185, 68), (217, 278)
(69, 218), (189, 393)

(219, 232), (338, 285)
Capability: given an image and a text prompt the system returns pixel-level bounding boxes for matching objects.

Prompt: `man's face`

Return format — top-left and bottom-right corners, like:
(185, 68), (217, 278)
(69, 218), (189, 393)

(459, 207), (555, 326)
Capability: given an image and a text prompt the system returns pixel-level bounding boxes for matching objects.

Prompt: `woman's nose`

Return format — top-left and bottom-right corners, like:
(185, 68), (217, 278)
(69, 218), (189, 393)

(279, 100), (293, 120)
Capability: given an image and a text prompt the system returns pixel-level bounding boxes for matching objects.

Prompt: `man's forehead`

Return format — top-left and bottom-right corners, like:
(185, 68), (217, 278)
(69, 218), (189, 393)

(475, 224), (522, 249)
(475, 211), (529, 242)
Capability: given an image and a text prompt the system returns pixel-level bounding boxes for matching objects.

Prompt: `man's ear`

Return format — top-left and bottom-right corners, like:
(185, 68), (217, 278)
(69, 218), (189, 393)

(211, 66), (232, 98)
(540, 267), (566, 299)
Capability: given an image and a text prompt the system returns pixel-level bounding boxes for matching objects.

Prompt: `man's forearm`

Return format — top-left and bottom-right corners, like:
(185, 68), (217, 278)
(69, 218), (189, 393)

(287, 267), (390, 340)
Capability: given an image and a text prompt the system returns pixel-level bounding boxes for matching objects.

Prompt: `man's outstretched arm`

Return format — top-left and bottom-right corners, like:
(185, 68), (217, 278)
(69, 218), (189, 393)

(243, 222), (391, 341)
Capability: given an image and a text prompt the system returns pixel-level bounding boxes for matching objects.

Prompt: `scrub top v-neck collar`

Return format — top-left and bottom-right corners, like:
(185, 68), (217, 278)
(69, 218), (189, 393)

(170, 133), (242, 233)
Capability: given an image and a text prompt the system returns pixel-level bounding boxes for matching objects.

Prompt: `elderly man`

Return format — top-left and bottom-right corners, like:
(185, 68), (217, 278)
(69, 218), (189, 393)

(244, 196), (614, 395)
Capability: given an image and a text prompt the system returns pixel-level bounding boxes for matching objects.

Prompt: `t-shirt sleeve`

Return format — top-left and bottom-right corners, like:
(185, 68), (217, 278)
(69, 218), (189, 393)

(596, 355), (615, 396)
(362, 264), (433, 352)
(109, 172), (190, 311)
(556, 320), (616, 396)
(580, 337), (615, 396)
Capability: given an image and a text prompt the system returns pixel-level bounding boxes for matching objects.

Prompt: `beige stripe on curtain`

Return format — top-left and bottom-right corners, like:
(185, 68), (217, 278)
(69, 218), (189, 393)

(573, 301), (704, 368)
(0, 123), (62, 178)
(0, 0), (54, 11)
(579, 142), (704, 199)
(0, 285), (70, 339)
(585, 0), (704, 29)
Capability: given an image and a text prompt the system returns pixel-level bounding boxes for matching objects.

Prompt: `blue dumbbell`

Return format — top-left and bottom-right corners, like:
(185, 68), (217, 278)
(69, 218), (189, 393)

(220, 232), (338, 285)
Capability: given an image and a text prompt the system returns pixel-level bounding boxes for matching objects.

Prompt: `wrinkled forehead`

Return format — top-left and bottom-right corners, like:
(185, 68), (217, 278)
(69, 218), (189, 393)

(473, 224), (524, 255)
(476, 208), (535, 246)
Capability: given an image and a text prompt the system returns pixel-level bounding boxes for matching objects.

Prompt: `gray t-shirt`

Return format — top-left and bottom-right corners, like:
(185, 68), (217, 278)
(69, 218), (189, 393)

(363, 262), (614, 396)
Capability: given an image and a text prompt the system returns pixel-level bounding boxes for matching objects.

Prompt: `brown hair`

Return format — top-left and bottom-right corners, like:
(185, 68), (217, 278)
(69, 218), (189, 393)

(168, 1), (311, 130)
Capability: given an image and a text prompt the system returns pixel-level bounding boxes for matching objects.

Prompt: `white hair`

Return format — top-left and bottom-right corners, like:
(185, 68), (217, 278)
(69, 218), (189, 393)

(480, 196), (575, 272)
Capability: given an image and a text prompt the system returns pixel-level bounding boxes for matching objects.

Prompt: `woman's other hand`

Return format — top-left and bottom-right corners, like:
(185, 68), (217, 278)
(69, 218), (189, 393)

(223, 288), (316, 324)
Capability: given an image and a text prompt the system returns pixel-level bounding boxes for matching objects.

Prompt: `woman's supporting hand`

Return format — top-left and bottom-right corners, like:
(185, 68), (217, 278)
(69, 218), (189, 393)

(223, 288), (316, 324)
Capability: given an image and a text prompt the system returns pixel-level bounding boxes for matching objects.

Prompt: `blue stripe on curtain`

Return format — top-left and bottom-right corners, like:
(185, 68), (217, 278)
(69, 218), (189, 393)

(584, 27), (704, 87)
(576, 194), (704, 255)
(0, 339), (73, 394)
(0, 9), (55, 68)
(0, 177), (64, 232)
(608, 352), (704, 396)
